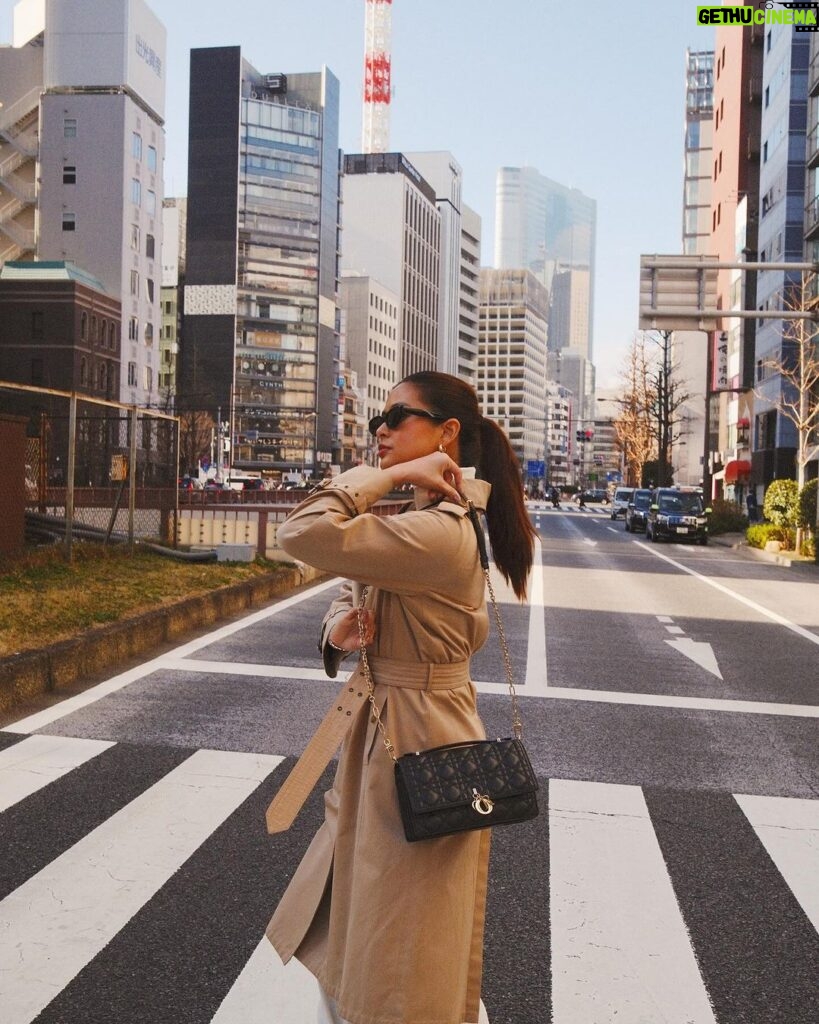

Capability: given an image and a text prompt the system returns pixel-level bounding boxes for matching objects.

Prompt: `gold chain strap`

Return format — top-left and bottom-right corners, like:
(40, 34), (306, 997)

(354, 499), (523, 761)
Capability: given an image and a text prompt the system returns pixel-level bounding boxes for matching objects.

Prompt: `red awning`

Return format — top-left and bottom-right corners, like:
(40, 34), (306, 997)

(725, 459), (752, 483)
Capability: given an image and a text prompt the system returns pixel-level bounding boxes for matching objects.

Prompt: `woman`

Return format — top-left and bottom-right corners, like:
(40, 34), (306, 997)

(266, 372), (536, 1024)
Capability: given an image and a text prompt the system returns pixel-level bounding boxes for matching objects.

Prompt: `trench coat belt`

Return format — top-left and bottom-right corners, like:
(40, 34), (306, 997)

(365, 655), (472, 690)
(265, 657), (473, 835)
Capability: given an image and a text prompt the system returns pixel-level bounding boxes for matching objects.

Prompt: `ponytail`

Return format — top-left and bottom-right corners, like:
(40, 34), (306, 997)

(478, 418), (537, 600)
(400, 371), (536, 600)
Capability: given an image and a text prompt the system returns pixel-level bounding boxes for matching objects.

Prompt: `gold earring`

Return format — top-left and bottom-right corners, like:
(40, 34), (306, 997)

(438, 443), (446, 453)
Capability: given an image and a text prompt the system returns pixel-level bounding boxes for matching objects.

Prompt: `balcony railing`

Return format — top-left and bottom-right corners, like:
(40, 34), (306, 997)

(807, 124), (819, 169)
(808, 195), (819, 242)
(811, 50), (819, 96)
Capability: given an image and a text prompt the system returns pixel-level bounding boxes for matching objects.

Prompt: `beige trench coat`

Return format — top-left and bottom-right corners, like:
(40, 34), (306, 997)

(266, 465), (493, 1024)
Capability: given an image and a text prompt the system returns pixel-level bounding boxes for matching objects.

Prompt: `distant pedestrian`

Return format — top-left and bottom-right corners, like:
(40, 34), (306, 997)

(746, 491), (759, 523)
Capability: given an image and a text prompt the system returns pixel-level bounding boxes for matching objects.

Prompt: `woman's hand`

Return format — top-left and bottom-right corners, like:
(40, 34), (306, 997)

(385, 451), (463, 503)
(328, 608), (376, 652)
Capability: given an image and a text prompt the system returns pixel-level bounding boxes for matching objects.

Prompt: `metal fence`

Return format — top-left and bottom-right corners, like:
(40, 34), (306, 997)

(2, 381), (178, 557)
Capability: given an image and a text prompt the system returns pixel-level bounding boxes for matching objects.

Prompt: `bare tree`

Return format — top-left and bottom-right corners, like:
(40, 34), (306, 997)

(614, 336), (655, 487)
(645, 330), (692, 487)
(179, 410), (215, 477)
(758, 272), (819, 490)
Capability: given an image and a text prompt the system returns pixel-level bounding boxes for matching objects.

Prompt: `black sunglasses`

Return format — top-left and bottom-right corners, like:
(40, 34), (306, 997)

(368, 404), (447, 435)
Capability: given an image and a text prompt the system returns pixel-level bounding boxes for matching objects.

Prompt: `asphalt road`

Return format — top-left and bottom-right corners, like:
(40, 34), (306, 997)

(0, 502), (817, 1024)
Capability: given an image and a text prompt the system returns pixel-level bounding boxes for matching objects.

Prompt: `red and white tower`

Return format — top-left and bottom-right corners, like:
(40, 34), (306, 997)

(362, 0), (392, 153)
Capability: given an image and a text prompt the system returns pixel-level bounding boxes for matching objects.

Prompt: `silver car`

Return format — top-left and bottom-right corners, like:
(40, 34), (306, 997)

(610, 487), (634, 520)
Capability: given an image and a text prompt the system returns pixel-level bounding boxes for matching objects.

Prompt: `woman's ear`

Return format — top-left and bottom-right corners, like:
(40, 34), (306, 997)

(440, 417), (461, 449)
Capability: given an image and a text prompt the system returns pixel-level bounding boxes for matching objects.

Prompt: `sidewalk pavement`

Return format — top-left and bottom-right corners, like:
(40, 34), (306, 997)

(709, 531), (817, 571)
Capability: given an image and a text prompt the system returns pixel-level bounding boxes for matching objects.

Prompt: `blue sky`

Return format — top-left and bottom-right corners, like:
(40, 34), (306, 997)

(0, 0), (711, 388)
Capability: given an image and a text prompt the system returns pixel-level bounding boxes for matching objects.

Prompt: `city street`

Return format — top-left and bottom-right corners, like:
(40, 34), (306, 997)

(0, 505), (817, 1024)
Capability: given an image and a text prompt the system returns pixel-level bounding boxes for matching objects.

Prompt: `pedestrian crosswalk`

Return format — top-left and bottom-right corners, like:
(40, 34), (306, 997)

(0, 731), (817, 1024)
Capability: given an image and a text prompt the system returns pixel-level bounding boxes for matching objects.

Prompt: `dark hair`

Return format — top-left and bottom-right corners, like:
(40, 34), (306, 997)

(401, 371), (536, 600)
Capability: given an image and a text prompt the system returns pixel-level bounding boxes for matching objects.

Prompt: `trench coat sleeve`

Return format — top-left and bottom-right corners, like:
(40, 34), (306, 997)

(277, 465), (476, 597)
(319, 581), (354, 678)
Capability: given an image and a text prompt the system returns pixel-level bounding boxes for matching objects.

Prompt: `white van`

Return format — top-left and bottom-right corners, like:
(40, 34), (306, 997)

(610, 487), (635, 520)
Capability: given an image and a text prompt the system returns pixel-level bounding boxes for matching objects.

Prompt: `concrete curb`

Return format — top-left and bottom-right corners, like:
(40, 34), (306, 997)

(0, 563), (326, 718)
(709, 532), (816, 569)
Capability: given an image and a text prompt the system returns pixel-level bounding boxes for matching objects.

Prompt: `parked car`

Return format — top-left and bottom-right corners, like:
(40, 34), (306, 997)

(609, 487), (635, 520)
(645, 487), (711, 544)
(624, 489), (652, 532)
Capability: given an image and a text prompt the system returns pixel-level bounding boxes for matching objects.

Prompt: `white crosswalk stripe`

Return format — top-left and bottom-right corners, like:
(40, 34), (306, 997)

(0, 733), (816, 1024)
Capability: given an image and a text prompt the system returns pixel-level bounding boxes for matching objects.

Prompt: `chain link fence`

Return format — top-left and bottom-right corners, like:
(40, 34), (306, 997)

(3, 381), (178, 556)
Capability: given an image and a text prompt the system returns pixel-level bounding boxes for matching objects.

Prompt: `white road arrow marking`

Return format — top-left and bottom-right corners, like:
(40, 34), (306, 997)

(583, 538), (598, 547)
(665, 638), (723, 679)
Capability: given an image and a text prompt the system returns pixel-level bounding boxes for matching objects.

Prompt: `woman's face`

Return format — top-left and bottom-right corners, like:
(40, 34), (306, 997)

(374, 383), (445, 469)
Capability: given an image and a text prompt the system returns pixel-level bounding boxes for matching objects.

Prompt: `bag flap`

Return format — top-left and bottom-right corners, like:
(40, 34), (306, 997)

(395, 739), (538, 815)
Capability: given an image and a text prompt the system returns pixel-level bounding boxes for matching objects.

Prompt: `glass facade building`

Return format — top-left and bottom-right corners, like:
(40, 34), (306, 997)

(181, 49), (341, 478)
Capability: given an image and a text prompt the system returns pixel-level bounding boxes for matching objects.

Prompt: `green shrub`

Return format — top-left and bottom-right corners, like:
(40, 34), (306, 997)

(798, 478), (817, 530)
(746, 522), (794, 549)
(707, 498), (748, 535)
(762, 479), (800, 528)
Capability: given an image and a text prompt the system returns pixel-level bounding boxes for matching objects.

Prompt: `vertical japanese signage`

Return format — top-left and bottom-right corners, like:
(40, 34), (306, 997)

(713, 331), (729, 391)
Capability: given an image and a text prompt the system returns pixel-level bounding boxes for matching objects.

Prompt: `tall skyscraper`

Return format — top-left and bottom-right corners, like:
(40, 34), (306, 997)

(341, 152), (441, 378)
(1, 0), (167, 407)
(495, 166), (596, 361)
(179, 49), (341, 478)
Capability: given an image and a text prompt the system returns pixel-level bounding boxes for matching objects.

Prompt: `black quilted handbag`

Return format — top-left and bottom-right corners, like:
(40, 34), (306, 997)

(358, 500), (540, 842)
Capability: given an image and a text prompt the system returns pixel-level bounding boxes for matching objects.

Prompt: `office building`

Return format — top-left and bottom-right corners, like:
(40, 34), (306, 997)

(341, 152), (440, 377)
(458, 205), (481, 387)
(753, 23), (809, 486)
(159, 197), (186, 405)
(495, 166), (596, 363)
(478, 268), (549, 471)
(1, 0), (166, 407)
(403, 151), (481, 381)
(179, 49), (341, 478)
(339, 273), (400, 447)
(673, 49), (715, 489)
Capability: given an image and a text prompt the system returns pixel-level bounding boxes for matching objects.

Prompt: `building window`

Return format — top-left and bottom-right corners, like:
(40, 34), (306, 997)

(131, 179), (141, 206)
(131, 224), (140, 250)
(109, 323), (117, 349)
(144, 366), (153, 392)
(145, 233), (155, 259)
(80, 357), (88, 386)
(64, 118), (77, 138)
(128, 361), (137, 387)
(90, 315), (97, 342)
(132, 132), (142, 160)
(31, 311), (44, 338)
(144, 322), (154, 345)
(31, 358), (43, 385)
(145, 189), (156, 215)
(128, 316), (138, 341)
(147, 146), (157, 172)
(146, 278), (154, 302)
(63, 165), (76, 184)
(62, 212), (76, 231)
(130, 270), (139, 296)
(80, 312), (88, 340)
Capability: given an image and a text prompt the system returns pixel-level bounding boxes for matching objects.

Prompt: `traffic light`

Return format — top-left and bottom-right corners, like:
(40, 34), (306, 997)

(585, 429), (594, 441)
(575, 430), (584, 443)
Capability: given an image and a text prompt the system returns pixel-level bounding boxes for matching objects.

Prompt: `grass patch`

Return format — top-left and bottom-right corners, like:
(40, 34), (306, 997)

(0, 543), (284, 657)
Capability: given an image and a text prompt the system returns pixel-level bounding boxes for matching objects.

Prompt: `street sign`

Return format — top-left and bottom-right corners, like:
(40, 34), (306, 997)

(639, 254), (719, 331)
(606, 471), (622, 483)
(526, 460), (545, 478)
